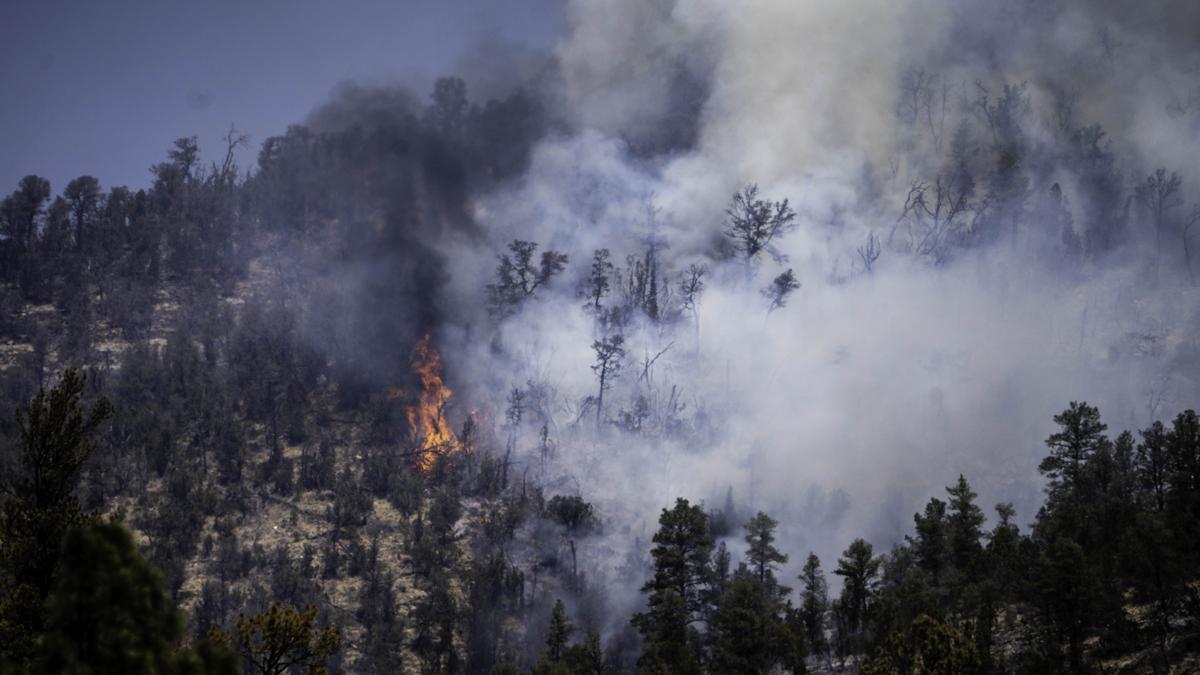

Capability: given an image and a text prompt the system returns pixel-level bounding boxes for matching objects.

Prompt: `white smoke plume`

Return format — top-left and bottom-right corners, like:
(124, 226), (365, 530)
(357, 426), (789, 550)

(429, 0), (1200, 636)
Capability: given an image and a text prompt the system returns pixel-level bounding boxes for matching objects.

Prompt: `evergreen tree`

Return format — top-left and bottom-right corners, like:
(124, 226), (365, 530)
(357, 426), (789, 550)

(1039, 402), (1108, 508)
(945, 475), (985, 574)
(582, 248), (613, 314)
(1136, 420), (1170, 512)
(724, 184), (798, 279)
(708, 574), (795, 675)
(209, 602), (341, 675)
(798, 553), (829, 662)
(1031, 538), (1095, 673)
(910, 498), (948, 587)
(0, 369), (113, 664)
(973, 503), (1023, 668)
(411, 571), (460, 674)
(631, 498), (714, 675)
(486, 240), (568, 319)
(560, 630), (609, 675)
(638, 498), (715, 620)
(1166, 410), (1200, 558)
(860, 614), (981, 675)
(762, 268), (800, 313)
(1030, 404), (1128, 672)
(707, 541), (733, 619)
(743, 511), (788, 596)
(545, 599), (572, 663)
(834, 538), (880, 655)
(39, 521), (237, 675)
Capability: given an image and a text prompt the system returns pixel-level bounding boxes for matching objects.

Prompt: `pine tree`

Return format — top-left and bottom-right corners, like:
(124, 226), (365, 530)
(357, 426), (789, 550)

(590, 334), (625, 429)
(411, 571), (460, 674)
(945, 475), (985, 574)
(0, 369), (113, 664)
(1166, 410), (1200, 558)
(39, 522), (237, 674)
(709, 575), (792, 675)
(546, 599), (573, 662)
(1032, 538), (1094, 673)
(861, 614), (980, 675)
(762, 269), (800, 313)
(910, 498), (948, 586)
(561, 630), (609, 675)
(209, 602), (341, 675)
(1040, 402), (1108, 501)
(974, 502), (1023, 668)
(724, 184), (798, 279)
(798, 553), (829, 662)
(486, 240), (568, 319)
(1137, 420), (1170, 512)
(640, 499), (715, 619)
(631, 498), (714, 675)
(743, 511), (788, 596)
(834, 538), (880, 655)
(582, 248), (613, 314)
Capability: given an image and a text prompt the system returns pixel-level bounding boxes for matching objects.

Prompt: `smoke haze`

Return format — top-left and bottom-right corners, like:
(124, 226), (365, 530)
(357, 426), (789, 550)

(398, 0), (1200, 629)
(8, 0), (1200, 660)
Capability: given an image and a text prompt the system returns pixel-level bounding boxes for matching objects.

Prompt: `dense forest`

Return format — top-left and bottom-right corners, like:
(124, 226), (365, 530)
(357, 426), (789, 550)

(3, 0), (1200, 673)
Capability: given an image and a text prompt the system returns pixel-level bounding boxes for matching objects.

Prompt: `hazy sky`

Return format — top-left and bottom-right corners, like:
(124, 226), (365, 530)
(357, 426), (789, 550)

(0, 0), (562, 194)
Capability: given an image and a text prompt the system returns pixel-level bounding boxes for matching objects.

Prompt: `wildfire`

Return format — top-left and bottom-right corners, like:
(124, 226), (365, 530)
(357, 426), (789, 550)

(391, 335), (459, 472)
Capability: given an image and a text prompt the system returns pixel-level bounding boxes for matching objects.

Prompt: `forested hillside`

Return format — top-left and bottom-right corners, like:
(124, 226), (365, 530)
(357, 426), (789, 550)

(3, 0), (1200, 673)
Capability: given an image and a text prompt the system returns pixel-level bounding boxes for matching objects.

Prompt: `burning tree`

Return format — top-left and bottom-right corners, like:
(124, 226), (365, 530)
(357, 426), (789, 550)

(392, 335), (461, 472)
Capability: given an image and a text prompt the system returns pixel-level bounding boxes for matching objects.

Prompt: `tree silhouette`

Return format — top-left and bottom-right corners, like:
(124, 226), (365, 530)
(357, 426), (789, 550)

(209, 602), (341, 675)
(724, 184), (797, 279)
(0, 368), (112, 664)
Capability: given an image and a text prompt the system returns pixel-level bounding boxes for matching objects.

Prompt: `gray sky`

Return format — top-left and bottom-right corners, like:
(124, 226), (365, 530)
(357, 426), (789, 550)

(0, 0), (562, 194)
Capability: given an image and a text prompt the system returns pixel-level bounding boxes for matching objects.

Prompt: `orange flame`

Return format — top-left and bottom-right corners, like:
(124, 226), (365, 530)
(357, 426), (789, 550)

(399, 335), (459, 472)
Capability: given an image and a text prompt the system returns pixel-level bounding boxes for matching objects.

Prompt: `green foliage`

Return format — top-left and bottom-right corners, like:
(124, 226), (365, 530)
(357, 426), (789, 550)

(0, 369), (112, 663)
(945, 475), (984, 574)
(545, 494), (596, 533)
(491, 663), (522, 675)
(632, 589), (703, 675)
(798, 552), (829, 660)
(545, 599), (572, 663)
(637, 498), (714, 621)
(632, 498), (714, 675)
(38, 521), (237, 675)
(486, 240), (569, 319)
(834, 538), (880, 635)
(861, 614), (981, 675)
(411, 571), (460, 674)
(708, 574), (799, 675)
(743, 511), (788, 597)
(910, 498), (948, 586)
(532, 624), (609, 672)
(463, 550), (523, 672)
(209, 602), (341, 675)
(558, 630), (610, 675)
(410, 487), (463, 581)
(327, 464), (371, 535)
(1039, 401), (1107, 503)
(2, 72), (1200, 674)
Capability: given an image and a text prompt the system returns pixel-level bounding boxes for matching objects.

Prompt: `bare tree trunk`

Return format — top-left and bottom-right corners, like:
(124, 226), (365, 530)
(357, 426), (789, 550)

(595, 373), (605, 430)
